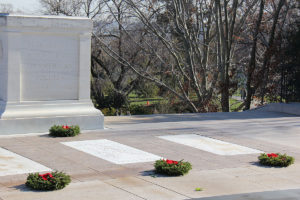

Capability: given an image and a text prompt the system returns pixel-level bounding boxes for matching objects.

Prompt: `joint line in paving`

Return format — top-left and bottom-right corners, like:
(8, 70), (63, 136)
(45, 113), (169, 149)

(103, 181), (147, 200)
(135, 176), (192, 199)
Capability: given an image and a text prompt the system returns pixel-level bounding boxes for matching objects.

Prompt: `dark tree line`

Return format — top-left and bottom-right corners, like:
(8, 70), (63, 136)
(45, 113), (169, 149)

(37, 0), (300, 113)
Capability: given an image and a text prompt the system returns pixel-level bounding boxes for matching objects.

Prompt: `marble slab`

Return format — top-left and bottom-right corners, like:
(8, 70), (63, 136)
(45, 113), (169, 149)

(0, 147), (51, 176)
(158, 134), (263, 155)
(62, 139), (162, 164)
(0, 14), (104, 134)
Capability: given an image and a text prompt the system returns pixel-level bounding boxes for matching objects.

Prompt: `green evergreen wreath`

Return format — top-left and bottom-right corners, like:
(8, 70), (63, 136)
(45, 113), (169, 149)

(258, 153), (294, 167)
(49, 125), (80, 137)
(154, 159), (192, 176)
(26, 171), (71, 191)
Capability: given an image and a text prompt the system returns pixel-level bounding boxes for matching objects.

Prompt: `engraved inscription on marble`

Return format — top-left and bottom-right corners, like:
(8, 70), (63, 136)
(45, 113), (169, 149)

(20, 34), (79, 101)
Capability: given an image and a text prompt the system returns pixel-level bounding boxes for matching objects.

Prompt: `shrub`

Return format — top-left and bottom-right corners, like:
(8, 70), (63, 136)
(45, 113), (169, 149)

(101, 107), (116, 116)
(26, 171), (71, 191)
(154, 159), (192, 176)
(129, 104), (153, 115)
(153, 101), (194, 114)
(134, 82), (159, 98)
(49, 125), (80, 137)
(258, 153), (294, 167)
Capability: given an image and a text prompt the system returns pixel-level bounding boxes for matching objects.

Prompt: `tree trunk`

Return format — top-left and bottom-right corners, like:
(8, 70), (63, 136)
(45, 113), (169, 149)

(260, 0), (285, 104)
(244, 0), (265, 110)
(217, 0), (238, 112)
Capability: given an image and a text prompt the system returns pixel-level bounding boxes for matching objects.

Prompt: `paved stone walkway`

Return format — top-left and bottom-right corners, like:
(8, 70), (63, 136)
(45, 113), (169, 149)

(192, 189), (300, 200)
(0, 110), (300, 199)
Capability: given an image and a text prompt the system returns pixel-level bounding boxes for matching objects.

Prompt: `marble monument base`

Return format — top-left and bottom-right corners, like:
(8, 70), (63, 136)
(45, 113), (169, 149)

(0, 100), (104, 135)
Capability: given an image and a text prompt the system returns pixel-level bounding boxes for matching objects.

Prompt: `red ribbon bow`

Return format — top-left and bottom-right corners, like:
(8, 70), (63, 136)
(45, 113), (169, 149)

(39, 173), (53, 181)
(267, 153), (278, 158)
(62, 125), (70, 129)
(164, 159), (179, 165)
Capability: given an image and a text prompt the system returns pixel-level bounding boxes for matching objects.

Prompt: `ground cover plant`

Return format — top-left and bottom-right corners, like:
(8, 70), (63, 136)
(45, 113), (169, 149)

(258, 153), (294, 167)
(49, 125), (80, 137)
(26, 171), (71, 191)
(154, 159), (192, 176)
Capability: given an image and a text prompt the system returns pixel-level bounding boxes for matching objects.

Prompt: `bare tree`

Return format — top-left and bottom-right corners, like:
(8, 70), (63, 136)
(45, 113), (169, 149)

(95, 0), (262, 112)
(0, 3), (14, 13)
(91, 0), (149, 109)
(259, 0), (285, 104)
(39, 0), (103, 18)
(94, 0), (223, 112)
(244, 0), (265, 110)
(39, 0), (299, 113)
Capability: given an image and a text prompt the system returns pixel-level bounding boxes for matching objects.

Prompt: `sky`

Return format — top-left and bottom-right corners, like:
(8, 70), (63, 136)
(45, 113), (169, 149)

(1, 0), (41, 14)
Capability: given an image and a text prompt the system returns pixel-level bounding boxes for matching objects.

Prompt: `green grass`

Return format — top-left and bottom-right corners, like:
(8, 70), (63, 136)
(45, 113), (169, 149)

(128, 94), (165, 106)
(129, 93), (243, 112)
(229, 98), (243, 112)
(128, 93), (139, 98)
(129, 99), (166, 106)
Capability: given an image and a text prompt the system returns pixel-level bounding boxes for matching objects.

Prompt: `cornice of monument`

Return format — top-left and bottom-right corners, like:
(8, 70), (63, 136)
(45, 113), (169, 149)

(0, 14), (93, 32)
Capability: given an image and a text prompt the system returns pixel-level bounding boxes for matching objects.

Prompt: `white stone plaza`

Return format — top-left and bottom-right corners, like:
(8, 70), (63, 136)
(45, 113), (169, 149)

(0, 110), (300, 200)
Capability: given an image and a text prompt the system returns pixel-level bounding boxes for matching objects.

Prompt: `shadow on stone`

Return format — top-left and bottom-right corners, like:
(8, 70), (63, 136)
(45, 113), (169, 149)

(187, 189), (300, 200)
(11, 184), (49, 193)
(106, 111), (297, 126)
(250, 161), (283, 168)
(249, 161), (263, 166)
(38, 134), (51, 138)
(139, 170), (173, 178)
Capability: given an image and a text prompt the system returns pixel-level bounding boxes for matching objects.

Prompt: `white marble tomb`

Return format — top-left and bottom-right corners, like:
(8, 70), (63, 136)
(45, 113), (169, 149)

(0, 147), (51, 176)
(62, 139), (162, 164)
(158, 134), (263, 155)
(0, 14), (104, 134)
